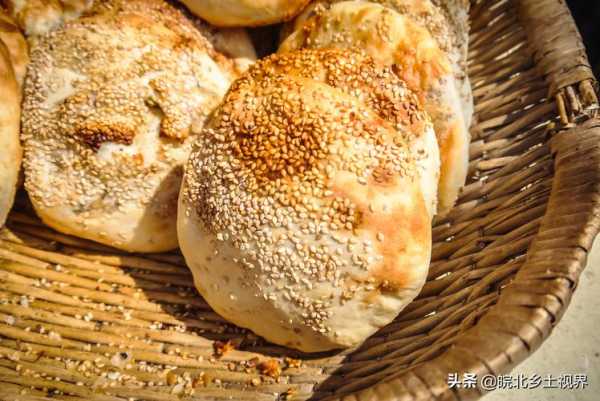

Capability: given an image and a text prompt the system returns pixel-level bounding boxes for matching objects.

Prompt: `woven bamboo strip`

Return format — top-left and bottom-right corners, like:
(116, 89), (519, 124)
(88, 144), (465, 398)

(0, 0), (598, 400)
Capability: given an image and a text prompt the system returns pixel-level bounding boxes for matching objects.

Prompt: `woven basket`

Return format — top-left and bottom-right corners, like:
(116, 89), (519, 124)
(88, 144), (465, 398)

(1, 0), (599, 400)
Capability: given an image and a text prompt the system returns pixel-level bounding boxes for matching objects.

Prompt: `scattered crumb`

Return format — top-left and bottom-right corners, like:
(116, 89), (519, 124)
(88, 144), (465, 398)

(192, 372), (207, 388)
(107, 371), (120, 380)
(246, 357), (260, 368)
(171, 383), (184, 395)
(284, 357), (302, 369)
(213, 340), (235, 357)
(258, 360), (282, 379)
(281, 388), (297, 400)
(166, 370), (178, 385)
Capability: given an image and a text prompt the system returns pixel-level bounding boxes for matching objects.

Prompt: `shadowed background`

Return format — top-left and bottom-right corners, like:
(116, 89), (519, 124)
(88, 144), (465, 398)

(486, 2), (600, 401)
(567, 0), (600, 77)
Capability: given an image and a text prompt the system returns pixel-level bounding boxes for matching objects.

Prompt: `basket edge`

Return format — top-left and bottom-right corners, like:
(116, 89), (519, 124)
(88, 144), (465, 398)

(331, 1), (600, 400)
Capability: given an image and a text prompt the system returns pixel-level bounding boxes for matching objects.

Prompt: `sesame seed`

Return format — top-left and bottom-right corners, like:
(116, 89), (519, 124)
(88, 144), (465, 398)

(21, 0), (248, 250)
(178, 45), (431, 341)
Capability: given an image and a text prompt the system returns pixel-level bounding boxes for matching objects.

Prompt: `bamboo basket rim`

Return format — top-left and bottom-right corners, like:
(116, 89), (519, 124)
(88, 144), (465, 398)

(1, 0), (600, 400)
(346, 0), (600, 400)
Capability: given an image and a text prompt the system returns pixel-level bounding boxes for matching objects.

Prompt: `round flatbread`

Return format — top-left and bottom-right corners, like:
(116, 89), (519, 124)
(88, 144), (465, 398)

(21, 0), (255, 252)
(178, 60), (432, 352)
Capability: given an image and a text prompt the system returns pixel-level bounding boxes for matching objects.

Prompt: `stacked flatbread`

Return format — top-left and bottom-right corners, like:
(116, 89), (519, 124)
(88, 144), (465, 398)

(6, 0), (472, 352)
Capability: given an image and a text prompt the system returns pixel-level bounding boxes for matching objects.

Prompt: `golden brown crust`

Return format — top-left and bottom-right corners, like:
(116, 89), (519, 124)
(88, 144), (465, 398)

(76, 122), (136, 150)
(436, 118), (469, 212)
(282, 0), (472, 118)
(244, 48), (428, 134)
(178, 0), (312, 27)
(279, 1), (470, 215)
(0, 39), (22, 227)
(0, 7), (28, 88)
(280, 2), (451, 93)
(242, 48), (441, 215)
(283, 0), (458, 67)
(178, 55), (432, 352)
(228, 49), (432, 184)
(330, 170), (430, 291)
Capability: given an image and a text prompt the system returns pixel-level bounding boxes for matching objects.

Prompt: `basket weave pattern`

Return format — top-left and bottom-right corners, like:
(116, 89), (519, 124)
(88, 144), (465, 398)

(0, 0), (599, 400)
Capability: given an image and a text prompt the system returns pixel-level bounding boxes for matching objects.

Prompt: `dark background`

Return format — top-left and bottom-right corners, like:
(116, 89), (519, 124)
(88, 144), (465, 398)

(566, 0), (600, 77)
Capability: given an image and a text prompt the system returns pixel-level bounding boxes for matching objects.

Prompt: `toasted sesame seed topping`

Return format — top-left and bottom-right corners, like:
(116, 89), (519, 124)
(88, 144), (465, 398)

(21, 0), (245, 249)
(180, 51), (428, 337)
(301, 0), (455, 58)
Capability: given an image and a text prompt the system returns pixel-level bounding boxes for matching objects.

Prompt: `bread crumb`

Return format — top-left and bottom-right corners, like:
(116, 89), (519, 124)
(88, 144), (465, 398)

(166, 371), (178, 385)
(284, 357), (302, 369)
(213, 340), (235, 357)
(192, 372), (207, 388)
(282, 388), (297, 400)
(257, 360), (281, 379)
